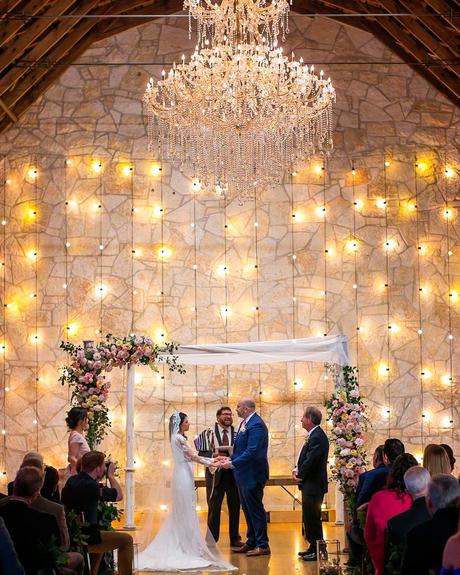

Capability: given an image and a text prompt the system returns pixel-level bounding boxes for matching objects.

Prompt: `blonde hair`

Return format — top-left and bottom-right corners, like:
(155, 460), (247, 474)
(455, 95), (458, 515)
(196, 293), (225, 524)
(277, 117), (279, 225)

(423, 444), (452, 476)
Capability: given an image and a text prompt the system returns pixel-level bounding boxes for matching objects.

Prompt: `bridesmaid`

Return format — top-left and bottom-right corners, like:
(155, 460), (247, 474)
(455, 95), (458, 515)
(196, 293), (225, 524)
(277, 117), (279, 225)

(66, 407), (90, 475)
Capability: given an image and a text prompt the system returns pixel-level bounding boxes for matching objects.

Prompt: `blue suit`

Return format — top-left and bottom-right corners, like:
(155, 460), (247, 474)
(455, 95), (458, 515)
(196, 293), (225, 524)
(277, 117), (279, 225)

(232, 412), (269, 548)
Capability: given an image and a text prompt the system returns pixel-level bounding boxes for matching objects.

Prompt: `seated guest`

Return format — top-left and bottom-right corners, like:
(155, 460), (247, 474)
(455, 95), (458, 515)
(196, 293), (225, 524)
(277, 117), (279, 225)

(62, 450), (133, 575)
(442, 517), (460, 575)
(402, 474), (460, 575)
(440, 444), (456, 474)
(357, 438), (405, 507)
(423, 443), (452, 476)
(0, 467), (61, 575)
(387, 465), (431, 546)
(364, 453), (417, 575)
(0, 516), (25, 575)
(41, 465), (60, 503)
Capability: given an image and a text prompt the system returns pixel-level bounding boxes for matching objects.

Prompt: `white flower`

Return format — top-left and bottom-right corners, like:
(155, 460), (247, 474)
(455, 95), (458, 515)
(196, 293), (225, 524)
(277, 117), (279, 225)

(340, 448), (351, 457)
(349, 388), (360, 398)
(355, 438), (364, 447)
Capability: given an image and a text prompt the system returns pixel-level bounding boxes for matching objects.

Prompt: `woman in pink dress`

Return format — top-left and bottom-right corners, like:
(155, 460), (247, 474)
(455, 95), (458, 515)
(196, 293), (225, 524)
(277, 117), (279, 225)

(66, 407), (90, 475)
(364, 453), (418, 575)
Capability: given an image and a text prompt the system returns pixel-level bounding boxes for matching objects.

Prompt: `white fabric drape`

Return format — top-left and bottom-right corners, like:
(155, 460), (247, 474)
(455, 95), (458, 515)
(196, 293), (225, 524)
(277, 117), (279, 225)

(158, 334), (349, 366)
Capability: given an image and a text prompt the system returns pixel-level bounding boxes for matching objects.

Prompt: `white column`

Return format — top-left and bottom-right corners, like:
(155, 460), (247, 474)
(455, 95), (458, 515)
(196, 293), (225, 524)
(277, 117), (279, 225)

(334, 482), (344, 525)
(124, 364), (136, 529)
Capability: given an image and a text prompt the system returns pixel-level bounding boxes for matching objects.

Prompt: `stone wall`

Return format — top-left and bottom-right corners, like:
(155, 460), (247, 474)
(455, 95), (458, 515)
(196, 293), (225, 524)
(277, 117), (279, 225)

(0, 13), (459, 509)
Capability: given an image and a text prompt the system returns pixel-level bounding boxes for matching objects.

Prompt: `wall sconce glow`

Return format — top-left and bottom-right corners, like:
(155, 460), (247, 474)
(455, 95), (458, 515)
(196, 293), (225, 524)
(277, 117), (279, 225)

(152, 205), (164, 218)
(91, 161), (102, 173)
(353, 199), (364, 210)
(378, 363), (389, 376)
(442, 416), (453, 428)
(28, 168), (38, 179)
(376, 198), (387, 209)
(121, 164), (133, 176)
(220, 306), (231, 317)
(346, 240), (359, 253)
(293, 379), (304, 390)
(384, 239), (396, 251)
(158, 246), (172, 259)
(27, 250), (38, 260)
(151, 165), (162, 177)
(66, 324), (78, 337)
(192, 179), (202, 192)
(96, 284), (107, 297)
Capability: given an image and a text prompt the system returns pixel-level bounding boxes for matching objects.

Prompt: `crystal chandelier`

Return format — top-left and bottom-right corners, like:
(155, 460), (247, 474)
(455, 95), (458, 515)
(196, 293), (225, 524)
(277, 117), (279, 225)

(144, 0), (335, 203)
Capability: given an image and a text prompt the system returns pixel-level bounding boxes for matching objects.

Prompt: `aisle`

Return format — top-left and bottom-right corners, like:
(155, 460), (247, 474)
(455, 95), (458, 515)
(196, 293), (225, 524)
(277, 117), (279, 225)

(133, 521), (346, 574)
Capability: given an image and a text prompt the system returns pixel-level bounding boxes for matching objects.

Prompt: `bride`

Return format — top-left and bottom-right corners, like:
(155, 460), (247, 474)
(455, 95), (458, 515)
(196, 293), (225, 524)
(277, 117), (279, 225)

(137, 412), (237, 572)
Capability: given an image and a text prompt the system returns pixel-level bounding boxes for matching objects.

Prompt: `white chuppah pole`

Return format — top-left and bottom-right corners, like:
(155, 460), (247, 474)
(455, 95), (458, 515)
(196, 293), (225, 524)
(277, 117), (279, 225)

(124, 364), (136, 529)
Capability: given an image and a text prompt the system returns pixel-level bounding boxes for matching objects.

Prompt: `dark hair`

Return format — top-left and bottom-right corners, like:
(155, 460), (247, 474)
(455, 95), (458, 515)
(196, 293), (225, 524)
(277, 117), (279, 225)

(81, 451), (105, 473)
(19, 458), (43, 471)
(386, 453), (418, 493)
(216, 406), (232, 417)
(374, 445), (385, 467)
(41, 465), (60, 502)
(169, 412), (188, 438)
(65, 407), (88, 430)
(440, 444), (456, 472)
(13, 466), (43, 497)
(384, 438), (405, 463)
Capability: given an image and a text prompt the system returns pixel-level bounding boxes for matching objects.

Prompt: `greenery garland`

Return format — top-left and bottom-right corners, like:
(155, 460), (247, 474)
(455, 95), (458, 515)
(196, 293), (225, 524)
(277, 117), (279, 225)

(60, 334), (185, 447)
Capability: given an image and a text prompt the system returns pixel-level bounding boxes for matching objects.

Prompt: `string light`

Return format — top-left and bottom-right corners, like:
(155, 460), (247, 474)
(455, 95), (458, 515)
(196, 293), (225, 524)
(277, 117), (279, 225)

(33, 163), (39, 450)
(383, 158), (392, 437)
(1, 159), (7, 475)
(253, 194), (262, 414)
(151, 165), (162, 177)
(97, 163), (104, 337)
(91, 160), (102, 173)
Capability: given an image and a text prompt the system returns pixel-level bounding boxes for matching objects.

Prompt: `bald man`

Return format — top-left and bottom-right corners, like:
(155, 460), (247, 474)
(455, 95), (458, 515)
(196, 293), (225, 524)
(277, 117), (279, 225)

(222, 397), (270, 556)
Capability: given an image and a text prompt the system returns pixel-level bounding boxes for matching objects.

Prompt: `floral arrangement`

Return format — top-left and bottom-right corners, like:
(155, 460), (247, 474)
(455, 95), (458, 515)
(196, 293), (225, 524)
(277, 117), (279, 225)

(324, 365), (368, 502)
(60, 334), (185, 447)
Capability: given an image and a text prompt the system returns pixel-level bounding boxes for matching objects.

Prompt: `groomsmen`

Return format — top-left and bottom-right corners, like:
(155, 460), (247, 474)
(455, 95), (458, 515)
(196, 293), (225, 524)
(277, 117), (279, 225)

(196, 407), (242, 546)
(293, 406), (329, 562)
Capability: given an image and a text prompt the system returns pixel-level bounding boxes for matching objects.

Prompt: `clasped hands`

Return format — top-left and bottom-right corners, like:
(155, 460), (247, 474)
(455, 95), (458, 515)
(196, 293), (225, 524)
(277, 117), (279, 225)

(210, 454), (233, 469)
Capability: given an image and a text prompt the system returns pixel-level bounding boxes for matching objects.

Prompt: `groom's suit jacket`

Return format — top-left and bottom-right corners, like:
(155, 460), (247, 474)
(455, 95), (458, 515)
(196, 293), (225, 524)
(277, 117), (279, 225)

(232, 413), (269, 487)
(297, 426), (329, 495)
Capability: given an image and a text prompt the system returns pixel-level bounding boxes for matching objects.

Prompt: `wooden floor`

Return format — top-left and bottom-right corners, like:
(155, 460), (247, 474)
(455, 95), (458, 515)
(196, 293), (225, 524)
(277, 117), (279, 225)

(132, 521), (346, 574)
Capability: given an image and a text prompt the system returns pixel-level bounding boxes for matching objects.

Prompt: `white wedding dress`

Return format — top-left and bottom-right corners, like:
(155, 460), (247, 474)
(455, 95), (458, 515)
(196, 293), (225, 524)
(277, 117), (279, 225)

(137, 427), (237, 572)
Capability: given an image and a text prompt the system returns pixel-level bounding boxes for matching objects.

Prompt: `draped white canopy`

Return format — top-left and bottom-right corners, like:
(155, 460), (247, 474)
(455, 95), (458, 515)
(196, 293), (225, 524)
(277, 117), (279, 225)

(125, 334), (349, 528)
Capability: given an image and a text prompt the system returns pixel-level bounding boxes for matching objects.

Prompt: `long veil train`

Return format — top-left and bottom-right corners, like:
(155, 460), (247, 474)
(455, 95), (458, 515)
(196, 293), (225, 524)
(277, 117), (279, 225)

(137, 414), (237, 572)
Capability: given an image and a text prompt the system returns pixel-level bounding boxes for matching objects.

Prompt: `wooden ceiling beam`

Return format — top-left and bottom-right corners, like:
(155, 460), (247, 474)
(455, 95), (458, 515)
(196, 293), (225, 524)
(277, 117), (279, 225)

(422, 0), (460, 33)
(0, 0), (79, 74)
(0, 0), (101, 98)
(377, 0), (460, 73)
(0, 0), (49, 49)
(372, 16), (460, 103)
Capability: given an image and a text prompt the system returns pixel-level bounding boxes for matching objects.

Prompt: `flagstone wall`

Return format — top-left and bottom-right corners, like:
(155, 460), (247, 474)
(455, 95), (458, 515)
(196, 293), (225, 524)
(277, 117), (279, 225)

(0, 13), (459, 510)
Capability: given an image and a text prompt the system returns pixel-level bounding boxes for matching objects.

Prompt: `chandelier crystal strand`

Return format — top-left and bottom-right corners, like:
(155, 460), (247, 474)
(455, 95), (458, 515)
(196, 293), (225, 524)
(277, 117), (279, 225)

(144, 19), (335, 203)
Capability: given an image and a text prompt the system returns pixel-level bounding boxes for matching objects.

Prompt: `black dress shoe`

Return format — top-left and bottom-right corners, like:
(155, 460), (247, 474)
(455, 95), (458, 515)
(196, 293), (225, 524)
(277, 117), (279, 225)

(298, 549), (314, 557)
(302, 552), (317, 562)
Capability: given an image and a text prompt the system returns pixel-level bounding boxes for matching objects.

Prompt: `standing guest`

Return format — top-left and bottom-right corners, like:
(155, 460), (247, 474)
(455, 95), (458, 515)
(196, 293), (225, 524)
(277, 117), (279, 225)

(364, 453), (418, 575)
(356, 438), (405, 507)
(66, 407), (90, 476)
(293, 406), (329, 562)
(221, 397), (270, 557)
(440, 444), (456, 474)
(0, 516), (25, 575)
(442, 516), (460, 575)
(0, 467), (61, 575)
(195, 406), (242, 547)
(423, 443), (452, 476)
(402, 474), (460, 575)
(62, 450), (134, 575)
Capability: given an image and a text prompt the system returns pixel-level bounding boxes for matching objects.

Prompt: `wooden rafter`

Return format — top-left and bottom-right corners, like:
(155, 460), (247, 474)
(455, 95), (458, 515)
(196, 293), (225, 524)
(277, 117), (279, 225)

(0, 0), (49, 49)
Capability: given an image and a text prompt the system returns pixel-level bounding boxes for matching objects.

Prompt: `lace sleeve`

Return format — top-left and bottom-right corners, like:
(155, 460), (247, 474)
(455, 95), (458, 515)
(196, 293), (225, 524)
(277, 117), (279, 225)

(175, 436), (213, 466)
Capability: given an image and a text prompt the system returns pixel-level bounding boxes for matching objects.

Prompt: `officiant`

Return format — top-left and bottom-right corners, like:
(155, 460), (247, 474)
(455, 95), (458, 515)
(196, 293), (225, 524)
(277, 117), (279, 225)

(195, 406), (242, 547)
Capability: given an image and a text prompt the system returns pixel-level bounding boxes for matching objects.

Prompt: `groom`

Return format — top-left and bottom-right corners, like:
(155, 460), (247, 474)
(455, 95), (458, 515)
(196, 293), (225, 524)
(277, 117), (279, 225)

(222, 397), (270, 556)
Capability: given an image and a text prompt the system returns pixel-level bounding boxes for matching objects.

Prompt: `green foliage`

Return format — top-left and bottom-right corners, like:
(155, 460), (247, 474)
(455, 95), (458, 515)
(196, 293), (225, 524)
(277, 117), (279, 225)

(37, 535), (69, 575)
(66, 510), (89, 554)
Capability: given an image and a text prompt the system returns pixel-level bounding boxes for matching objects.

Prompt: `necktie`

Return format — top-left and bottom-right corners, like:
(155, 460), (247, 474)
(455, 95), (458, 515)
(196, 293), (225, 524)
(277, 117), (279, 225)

(222, 428), (229, 446)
